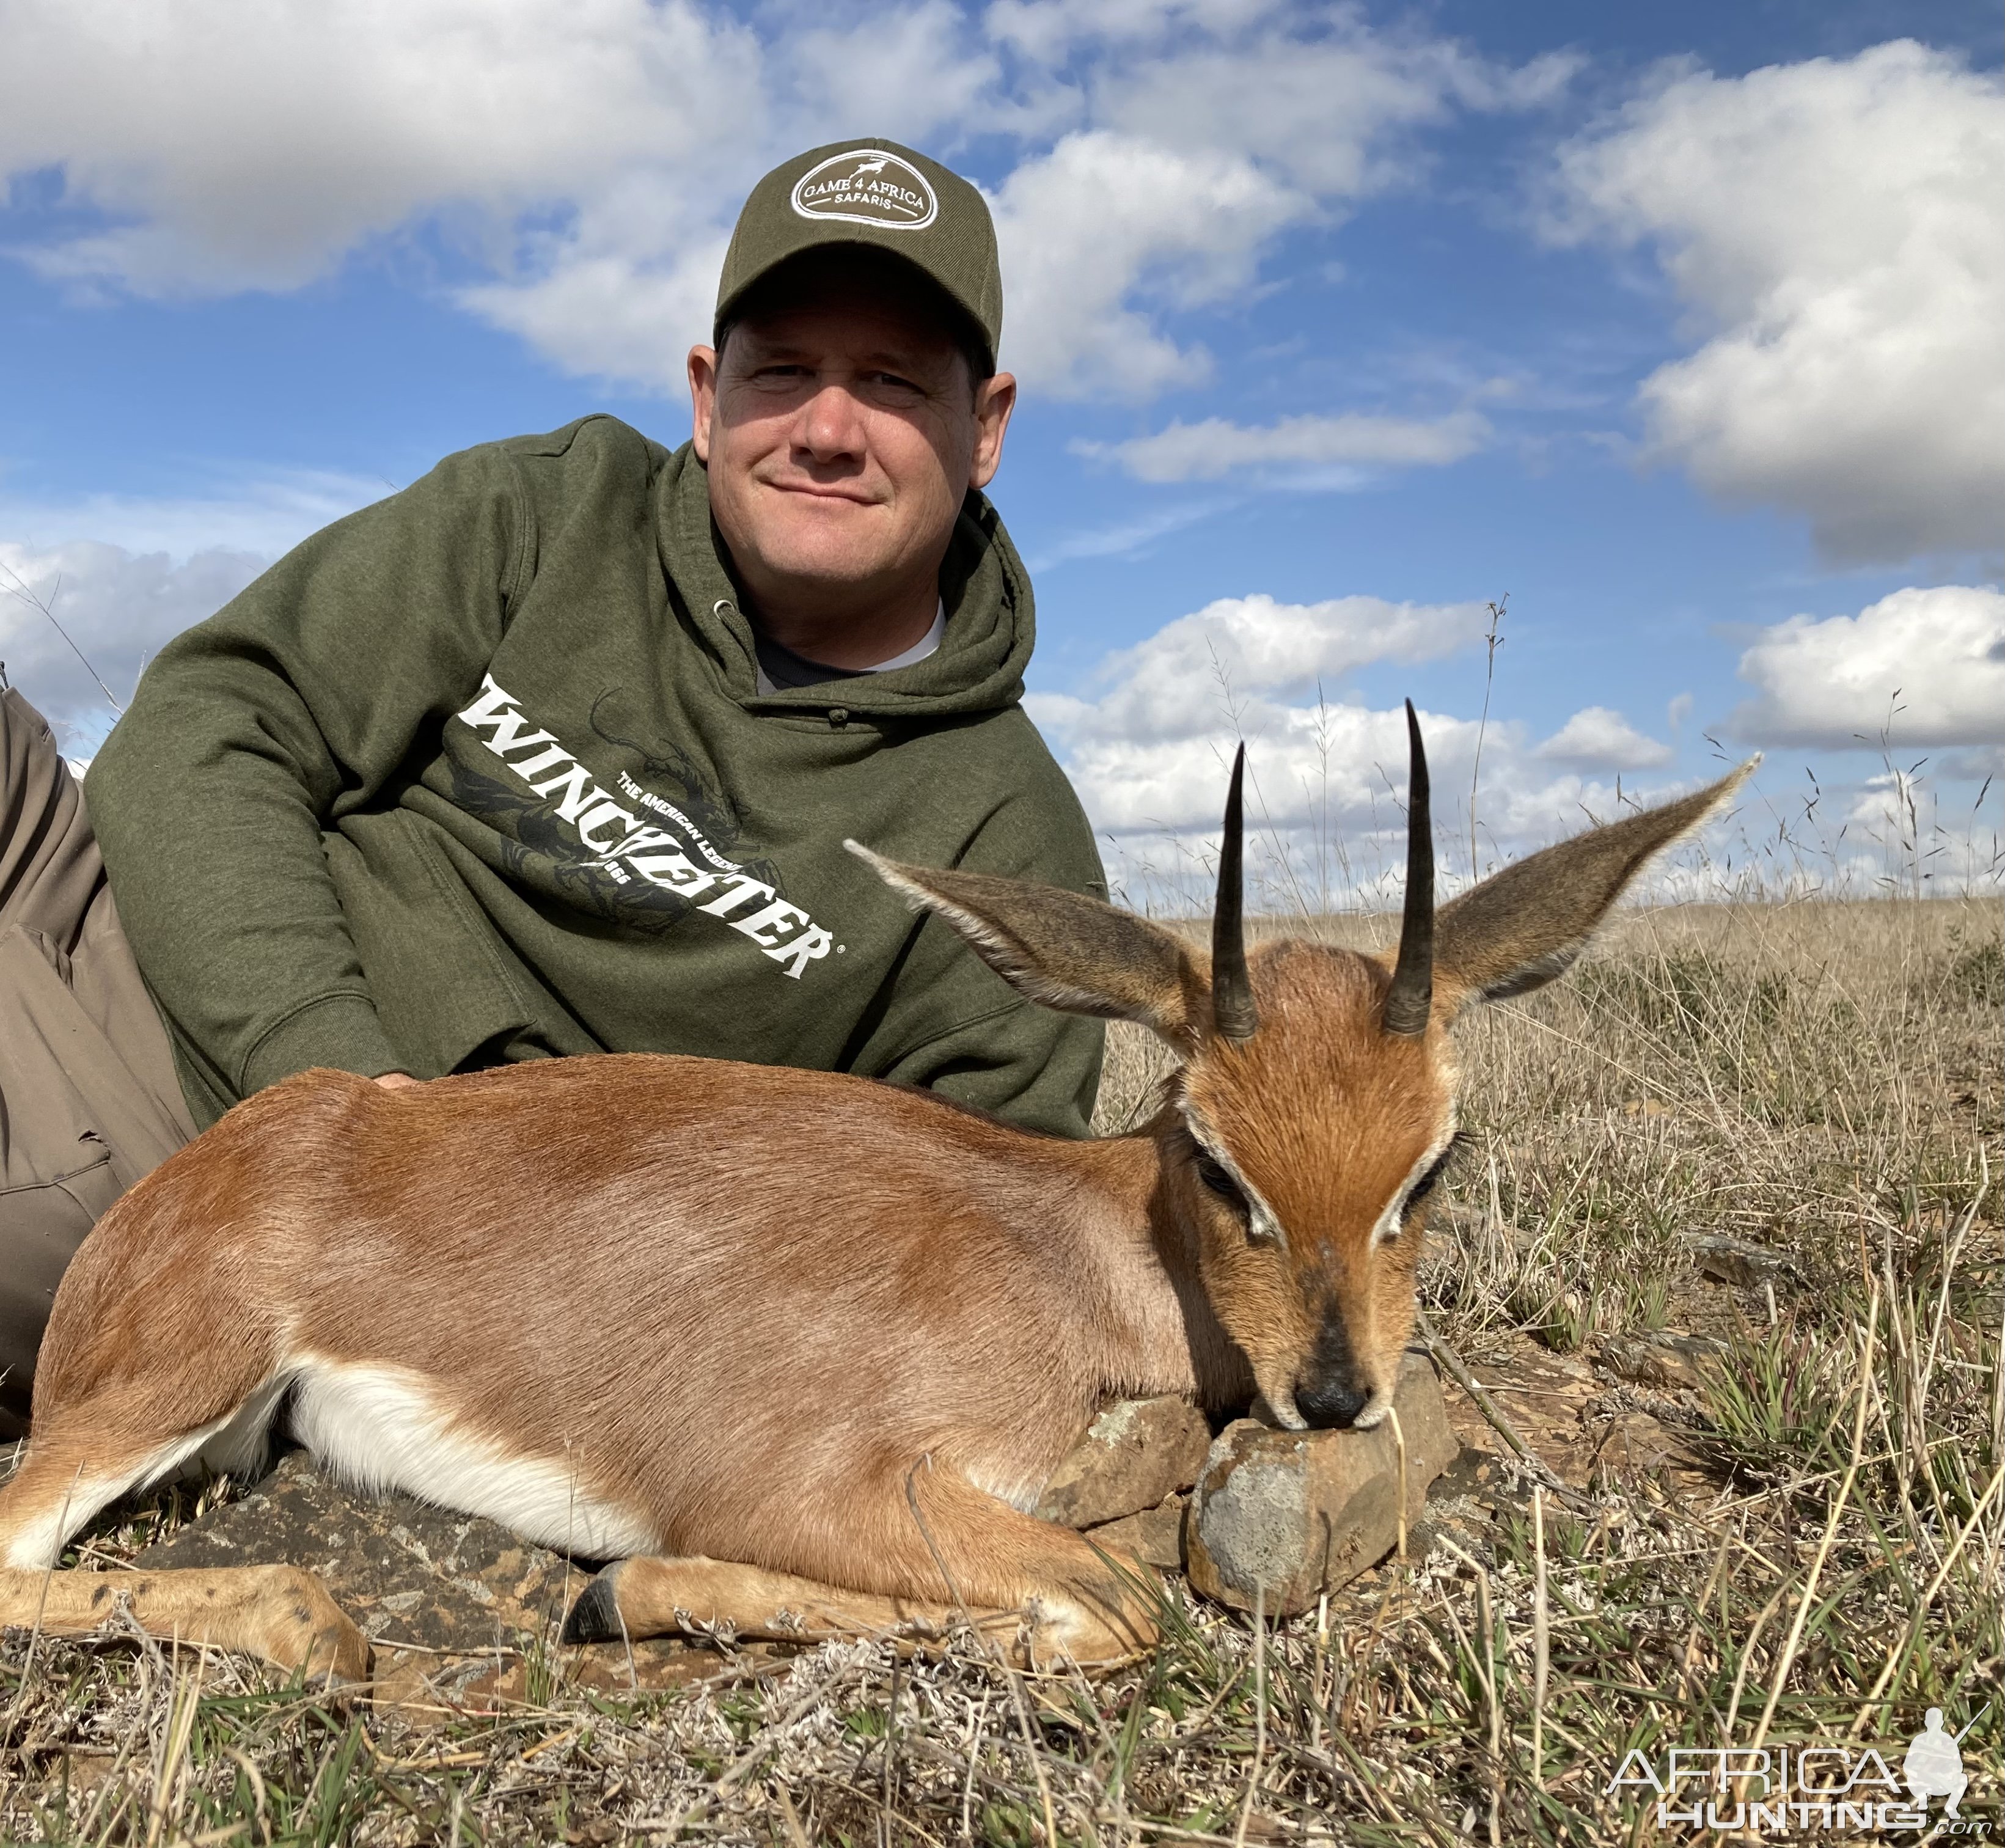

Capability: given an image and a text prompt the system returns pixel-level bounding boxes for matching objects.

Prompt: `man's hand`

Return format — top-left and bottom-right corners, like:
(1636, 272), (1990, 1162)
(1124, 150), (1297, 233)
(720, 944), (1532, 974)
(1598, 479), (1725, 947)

(374, 1072), (423, 1091)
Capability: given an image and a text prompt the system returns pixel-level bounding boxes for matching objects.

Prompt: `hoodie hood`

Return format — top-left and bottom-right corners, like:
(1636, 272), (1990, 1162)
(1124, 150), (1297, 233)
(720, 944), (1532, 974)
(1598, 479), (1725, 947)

(655, 442), (1034, 721)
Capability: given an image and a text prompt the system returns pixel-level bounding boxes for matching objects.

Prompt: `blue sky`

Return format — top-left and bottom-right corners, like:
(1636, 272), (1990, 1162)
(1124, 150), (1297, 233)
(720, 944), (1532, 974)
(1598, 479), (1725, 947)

(2, 0), (1999, 901)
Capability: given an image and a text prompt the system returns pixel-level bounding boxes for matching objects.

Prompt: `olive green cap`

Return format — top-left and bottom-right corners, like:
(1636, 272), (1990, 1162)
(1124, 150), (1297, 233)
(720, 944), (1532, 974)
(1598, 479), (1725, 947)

(714, 139), (1003, 372)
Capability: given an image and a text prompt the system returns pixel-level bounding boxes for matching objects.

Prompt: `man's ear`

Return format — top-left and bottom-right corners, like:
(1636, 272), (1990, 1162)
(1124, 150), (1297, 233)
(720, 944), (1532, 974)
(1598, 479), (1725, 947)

(846, 842), (1206, 1050)
(1431, 759), (1758, 1018)
(969, 372), (1017, 491)
(687, 344), (719, 462)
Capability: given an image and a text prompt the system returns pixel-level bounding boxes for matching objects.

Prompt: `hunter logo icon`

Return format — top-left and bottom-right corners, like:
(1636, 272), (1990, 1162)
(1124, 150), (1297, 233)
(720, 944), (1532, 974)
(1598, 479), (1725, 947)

(1906, 1707), (1979, 1819)
(791, 147), (938, 230)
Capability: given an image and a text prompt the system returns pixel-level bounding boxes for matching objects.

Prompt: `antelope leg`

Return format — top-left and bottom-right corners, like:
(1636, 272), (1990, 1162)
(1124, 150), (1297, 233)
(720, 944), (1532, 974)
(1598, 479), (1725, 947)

(0, 1563), (368, 1682)
(564, 1470), (1162, 1668)
(563, 1554), (1018, 1649)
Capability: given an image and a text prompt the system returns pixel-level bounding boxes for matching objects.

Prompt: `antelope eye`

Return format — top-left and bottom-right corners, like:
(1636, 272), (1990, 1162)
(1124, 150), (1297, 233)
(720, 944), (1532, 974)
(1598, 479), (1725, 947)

(1408, 1130), (1471, 1211)
(1193, 1151), (1244, 1206)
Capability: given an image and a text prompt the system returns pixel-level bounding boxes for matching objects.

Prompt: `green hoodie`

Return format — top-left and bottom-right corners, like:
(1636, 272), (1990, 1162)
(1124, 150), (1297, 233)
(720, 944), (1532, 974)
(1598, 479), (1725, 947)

(87, 416), (1105, 1136)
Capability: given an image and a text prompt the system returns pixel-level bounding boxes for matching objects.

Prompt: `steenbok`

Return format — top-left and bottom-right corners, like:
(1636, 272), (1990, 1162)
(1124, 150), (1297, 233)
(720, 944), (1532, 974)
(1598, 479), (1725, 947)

(0, 712), (1751, 1675)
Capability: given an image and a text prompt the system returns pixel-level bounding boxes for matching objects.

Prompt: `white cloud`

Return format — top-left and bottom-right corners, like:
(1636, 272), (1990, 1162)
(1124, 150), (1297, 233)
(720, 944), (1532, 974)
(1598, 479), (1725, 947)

(458, 239), (731, 396)
(1536, 705), (1673, 770)
(0, 540), (265, 747)
(1076, 408), (1490, 480)
(1024, 500), (1228, 571)
(1, 0), (1565, 403)
(1729, 584), (2005, 750)
(0, 0), (758, 295)
(1031, 592), (1493, 757)
(1552, 41), (2005, 563)
(987, 131), (1305, 401)
(1022, 588), (1725, 906)
(1036, 685), (1485, 843)
(0, 474), (387, 747)
(1091, 27), (1575, 197)
(1824, 766), (2003, 890)
(0, 471), (383, 560)
(983, 16), (1572, 400)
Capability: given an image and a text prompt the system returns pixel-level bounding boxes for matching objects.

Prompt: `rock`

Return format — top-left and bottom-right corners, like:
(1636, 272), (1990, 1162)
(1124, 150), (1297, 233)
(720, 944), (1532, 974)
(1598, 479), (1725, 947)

(1081, 1502), (1185, 1571)
(1035, 1396), (1212, 1529)
(1185, 1353), (1459, 1616)
(1597, 1331), (1726, 1391)
(136, 1448), (710, 1707)
(1594, 1410), (1687, 1475)
(136, 1451), (570, 1655)
(1682, 1232), (1800, 1290)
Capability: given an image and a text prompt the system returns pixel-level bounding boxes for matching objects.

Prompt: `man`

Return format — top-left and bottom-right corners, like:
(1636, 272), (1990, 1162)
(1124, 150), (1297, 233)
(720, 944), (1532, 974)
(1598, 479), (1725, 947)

(0, 139), (1104, 1437)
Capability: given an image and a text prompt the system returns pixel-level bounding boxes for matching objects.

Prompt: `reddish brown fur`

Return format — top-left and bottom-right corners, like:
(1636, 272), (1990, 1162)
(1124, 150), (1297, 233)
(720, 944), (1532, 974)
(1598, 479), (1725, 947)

(6, 1057), (1217, 1664)
(1176, 944), (1450, 1418)
(38, 1061), (1200, 1552)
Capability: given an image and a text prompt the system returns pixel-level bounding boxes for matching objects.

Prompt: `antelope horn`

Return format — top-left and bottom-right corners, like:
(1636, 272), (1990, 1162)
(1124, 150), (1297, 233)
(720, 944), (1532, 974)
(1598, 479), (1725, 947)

(1210, 744), (1259, 1043)
(1384, 700), (1434, 1037)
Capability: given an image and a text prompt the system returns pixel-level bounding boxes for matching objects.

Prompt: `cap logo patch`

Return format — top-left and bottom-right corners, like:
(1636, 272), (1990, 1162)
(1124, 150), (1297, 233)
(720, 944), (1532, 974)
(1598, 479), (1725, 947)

(791, 148), (938, 231)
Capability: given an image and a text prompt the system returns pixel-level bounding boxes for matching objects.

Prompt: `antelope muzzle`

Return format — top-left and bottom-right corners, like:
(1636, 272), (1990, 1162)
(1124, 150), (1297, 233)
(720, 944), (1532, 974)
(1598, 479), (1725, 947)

(1292, 1305), (1379, 1430)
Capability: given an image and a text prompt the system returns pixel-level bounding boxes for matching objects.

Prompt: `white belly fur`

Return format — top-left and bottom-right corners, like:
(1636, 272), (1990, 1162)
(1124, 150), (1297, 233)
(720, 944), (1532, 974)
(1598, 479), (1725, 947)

(7, 1377), (292, 1571)
(288, 1355), (661, 1560)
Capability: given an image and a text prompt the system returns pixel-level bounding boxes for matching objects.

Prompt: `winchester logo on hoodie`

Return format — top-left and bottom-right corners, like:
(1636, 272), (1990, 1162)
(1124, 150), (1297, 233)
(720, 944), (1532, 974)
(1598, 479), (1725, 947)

(455, 674), (835, 979)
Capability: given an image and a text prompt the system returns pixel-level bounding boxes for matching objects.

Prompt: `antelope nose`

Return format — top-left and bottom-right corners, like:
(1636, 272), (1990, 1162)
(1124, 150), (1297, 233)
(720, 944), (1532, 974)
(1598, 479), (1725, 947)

(1295, 1374), (1371, 1429)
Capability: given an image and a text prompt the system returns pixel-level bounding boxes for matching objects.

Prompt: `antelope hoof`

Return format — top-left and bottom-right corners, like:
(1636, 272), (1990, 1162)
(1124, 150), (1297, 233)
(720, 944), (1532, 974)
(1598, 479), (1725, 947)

(1023, 1571), (1160, 1670)
(310, 1615), (372, 1686)
(260, 1568), (371, 1685)
(1023, 1610), (1153, 1671)
(561, 1563), (626, 1646)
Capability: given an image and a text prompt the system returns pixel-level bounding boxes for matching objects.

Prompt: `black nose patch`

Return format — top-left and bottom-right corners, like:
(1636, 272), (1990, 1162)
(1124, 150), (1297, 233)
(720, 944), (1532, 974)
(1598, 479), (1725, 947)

(1296, 1304), (1373, 1429)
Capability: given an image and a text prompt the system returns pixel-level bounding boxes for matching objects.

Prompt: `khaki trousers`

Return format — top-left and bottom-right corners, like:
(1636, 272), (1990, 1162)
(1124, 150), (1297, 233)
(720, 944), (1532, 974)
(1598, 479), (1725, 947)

(1, 686), (195, 1438)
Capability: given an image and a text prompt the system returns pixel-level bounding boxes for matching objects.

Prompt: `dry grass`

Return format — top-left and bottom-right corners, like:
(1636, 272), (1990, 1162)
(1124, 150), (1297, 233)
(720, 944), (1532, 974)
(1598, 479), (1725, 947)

(3, 891), (2000, 1844)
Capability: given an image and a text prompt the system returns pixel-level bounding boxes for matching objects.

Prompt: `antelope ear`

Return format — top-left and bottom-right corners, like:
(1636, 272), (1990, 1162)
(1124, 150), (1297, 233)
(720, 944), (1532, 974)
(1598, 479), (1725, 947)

(1431, 758), (1758, 1019)
(845, 843), (1207, 1049)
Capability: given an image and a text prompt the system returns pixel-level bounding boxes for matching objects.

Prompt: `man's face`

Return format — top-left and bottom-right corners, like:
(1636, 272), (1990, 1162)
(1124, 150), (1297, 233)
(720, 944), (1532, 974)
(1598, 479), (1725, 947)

(689, 254), (1016, 622)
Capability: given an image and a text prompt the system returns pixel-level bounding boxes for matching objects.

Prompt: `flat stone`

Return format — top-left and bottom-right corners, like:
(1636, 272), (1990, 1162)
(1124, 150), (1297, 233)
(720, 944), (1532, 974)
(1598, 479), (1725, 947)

(134, 1449), (709, 1709)
(1594, 1409), (1690, 1476)
(1034, 1395), (1212, 1530)
(1081, 1501), (1185, 1571)
(1682, 1232), (1800, 1290)
(1598, 1330), (1725, 1391)
(1185, 1354), (1459, 1616)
